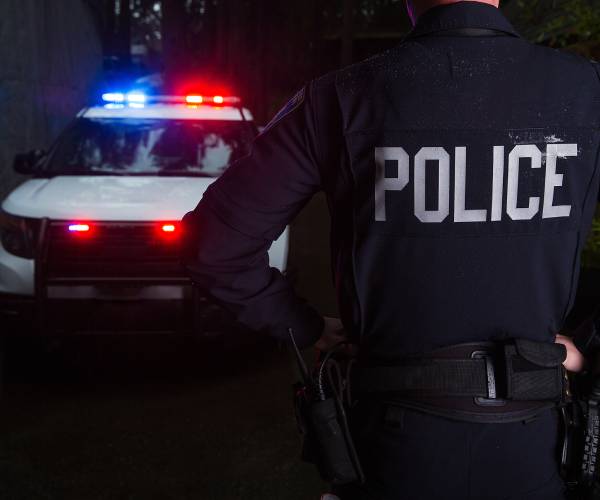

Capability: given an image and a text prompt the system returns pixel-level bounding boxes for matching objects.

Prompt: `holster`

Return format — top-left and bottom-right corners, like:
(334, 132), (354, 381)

(293, 358), (365, 485)
(560, 311), (600, 499)
(560, 383), (600, 500)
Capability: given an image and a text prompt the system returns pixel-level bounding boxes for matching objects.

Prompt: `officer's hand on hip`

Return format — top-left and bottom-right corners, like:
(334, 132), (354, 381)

(315, 317), (356, 355)
(555, 334), (585, 373)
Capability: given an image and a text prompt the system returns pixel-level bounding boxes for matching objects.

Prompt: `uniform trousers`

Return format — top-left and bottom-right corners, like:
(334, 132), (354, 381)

(333, 401), (566, 500)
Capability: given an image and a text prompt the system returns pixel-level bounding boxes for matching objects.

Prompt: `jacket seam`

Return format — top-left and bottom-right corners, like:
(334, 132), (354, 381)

(334, 75), (366, 344)
(308, 80), (326, 191)
(560, 61), (600, 324)
(561, 141), (600, 323)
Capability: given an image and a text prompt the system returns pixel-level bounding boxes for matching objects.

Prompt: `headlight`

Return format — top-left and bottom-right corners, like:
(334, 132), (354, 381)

(0, 211), (37, 259)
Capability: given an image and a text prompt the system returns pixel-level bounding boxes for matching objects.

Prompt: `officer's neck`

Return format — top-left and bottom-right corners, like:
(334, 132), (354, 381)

(411, 0), (500, 22)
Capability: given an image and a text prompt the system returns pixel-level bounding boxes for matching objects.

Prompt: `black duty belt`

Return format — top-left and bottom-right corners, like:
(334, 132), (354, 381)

(358, 339), (569, 424)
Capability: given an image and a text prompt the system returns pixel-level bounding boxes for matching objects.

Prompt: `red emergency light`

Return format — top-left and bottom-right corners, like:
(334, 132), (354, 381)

(157, 222), (180, 244)
(184, 95), (240, 106)
(185, 95), (203, 104)
(68, 224), (90, 232)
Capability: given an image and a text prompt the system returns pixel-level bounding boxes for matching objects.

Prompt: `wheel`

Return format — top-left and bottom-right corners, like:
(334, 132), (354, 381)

(0, 334), (5, 400)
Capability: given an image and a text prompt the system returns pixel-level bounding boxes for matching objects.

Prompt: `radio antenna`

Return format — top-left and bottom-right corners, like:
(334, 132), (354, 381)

(288, 328), (311, 385)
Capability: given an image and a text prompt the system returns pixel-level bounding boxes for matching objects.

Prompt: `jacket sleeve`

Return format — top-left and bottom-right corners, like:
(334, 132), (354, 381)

(181, 83), (325, 348)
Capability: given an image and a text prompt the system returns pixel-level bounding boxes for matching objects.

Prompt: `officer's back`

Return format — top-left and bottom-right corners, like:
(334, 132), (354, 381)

(181, 2), (599, 498)
(322, 2), (600, 361)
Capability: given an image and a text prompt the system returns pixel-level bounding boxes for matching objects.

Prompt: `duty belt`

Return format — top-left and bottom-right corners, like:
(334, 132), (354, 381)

(358, 339), (570, 423)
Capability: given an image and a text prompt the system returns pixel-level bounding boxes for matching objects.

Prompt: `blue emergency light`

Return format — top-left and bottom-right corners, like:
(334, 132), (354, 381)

(102, 91), (147, 105)
(126, 92), (147, 104)
(101, 92), (125, 103)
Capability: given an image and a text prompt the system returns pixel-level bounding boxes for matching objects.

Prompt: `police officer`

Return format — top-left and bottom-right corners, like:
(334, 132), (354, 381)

(181, 0), (599, 498)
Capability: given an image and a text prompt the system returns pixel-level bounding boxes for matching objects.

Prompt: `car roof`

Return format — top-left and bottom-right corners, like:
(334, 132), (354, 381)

(81, 104), (254, 122)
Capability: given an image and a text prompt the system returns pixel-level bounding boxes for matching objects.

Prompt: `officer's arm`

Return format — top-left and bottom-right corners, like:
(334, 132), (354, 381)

(181, 85), (324, 348)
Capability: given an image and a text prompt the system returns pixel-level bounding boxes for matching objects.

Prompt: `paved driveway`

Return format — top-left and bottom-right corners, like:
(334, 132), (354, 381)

(0, 335), (325, 500)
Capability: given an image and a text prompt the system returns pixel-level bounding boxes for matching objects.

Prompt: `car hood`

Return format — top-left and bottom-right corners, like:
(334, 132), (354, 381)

(1, 176), (215, 221)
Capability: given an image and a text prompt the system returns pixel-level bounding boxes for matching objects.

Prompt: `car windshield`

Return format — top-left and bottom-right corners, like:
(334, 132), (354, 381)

(44, 118), (255, 177)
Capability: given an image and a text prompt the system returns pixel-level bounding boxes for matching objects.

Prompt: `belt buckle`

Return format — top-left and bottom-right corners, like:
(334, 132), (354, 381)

(471, 350), (506, 407)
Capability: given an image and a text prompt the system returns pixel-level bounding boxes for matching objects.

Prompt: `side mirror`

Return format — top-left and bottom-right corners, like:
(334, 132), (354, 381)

(13, 149), (46, 175)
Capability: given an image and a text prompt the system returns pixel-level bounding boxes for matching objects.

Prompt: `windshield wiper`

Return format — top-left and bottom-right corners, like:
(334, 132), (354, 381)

(40, 168), (216, 178)
(156, 171), (216, 177)
(43, 169), (129, 177)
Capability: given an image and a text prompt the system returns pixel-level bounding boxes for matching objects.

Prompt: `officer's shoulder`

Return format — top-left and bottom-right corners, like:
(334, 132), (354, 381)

(309, 59), (375, 99)
(315, 45), (412, 94)
(529, 42), (599, 81)
(311, 69), (338, 94)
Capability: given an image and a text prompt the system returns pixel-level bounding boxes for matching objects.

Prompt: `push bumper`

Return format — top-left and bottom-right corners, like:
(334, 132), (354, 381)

(0, 218), (252, 338)
(0, 287), (243, 337)
(0, 293), (36, 333)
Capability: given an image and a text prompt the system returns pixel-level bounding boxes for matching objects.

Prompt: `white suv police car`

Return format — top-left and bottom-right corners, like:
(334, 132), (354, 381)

(0, 91), (289, 335)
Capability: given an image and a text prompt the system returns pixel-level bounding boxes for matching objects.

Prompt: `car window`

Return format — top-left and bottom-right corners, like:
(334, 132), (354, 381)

(44, 118), (255, 177)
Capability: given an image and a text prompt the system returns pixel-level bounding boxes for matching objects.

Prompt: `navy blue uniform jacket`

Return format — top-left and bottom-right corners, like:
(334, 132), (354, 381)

(181, 3), (600, 360)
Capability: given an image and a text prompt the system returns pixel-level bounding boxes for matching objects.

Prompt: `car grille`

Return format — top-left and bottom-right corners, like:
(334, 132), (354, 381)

(45, 221), (187, 281)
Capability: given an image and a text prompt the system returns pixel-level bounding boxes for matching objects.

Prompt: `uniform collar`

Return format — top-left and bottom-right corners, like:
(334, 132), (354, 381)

(408, 2), (520, 38)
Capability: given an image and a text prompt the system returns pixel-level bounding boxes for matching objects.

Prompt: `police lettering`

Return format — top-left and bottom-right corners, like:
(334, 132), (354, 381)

(374, 144), (577, 223)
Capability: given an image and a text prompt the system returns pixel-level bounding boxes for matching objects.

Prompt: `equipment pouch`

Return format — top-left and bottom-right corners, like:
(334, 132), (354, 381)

(293, 360), (365, 485)
(289, 330), (364, 486)
(504, 339), (567, 401)
(307, 397), (362, 484)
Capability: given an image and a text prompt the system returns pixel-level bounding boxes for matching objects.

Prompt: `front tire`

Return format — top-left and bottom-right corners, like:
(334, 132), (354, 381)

(0, 334), (5, 400)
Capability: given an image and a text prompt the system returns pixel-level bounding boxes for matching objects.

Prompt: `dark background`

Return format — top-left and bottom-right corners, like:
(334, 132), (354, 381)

(1, 1), (600, 499)
(3, 0), (600, 311)
(2, 0), (600, 198)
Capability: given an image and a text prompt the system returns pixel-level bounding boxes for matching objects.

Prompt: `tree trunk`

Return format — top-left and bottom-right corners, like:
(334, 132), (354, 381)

(341, 0), (354, 67)
(215, 0), (228, 66)
(226, 0), (244, 80)
(115, 0), (131, 66)
(162, 0), (187, 82)
(103, 0), (116, 59)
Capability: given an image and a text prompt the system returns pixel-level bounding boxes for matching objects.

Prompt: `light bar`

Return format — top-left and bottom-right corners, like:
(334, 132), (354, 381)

(102, 92), (125, 103)
(185, 95), (203, 104)
(102, 92), (147, 105)
(102, 92), (241, 106)
(184, 95), (241, 105)
(161, 224), (177, 233)
(126, 92), (147, 104)
(104, 103), (125, 110)
(68, 224), (90, 232)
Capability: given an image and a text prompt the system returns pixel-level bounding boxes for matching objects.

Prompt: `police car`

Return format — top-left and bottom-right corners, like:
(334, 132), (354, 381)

(0, 90), (289, 335)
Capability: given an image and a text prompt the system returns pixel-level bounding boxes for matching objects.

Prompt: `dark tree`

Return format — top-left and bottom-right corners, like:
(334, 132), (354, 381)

(103, 0), (132, 67)
(342, 0), (356, 66)
(161, 0), (187, 81)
